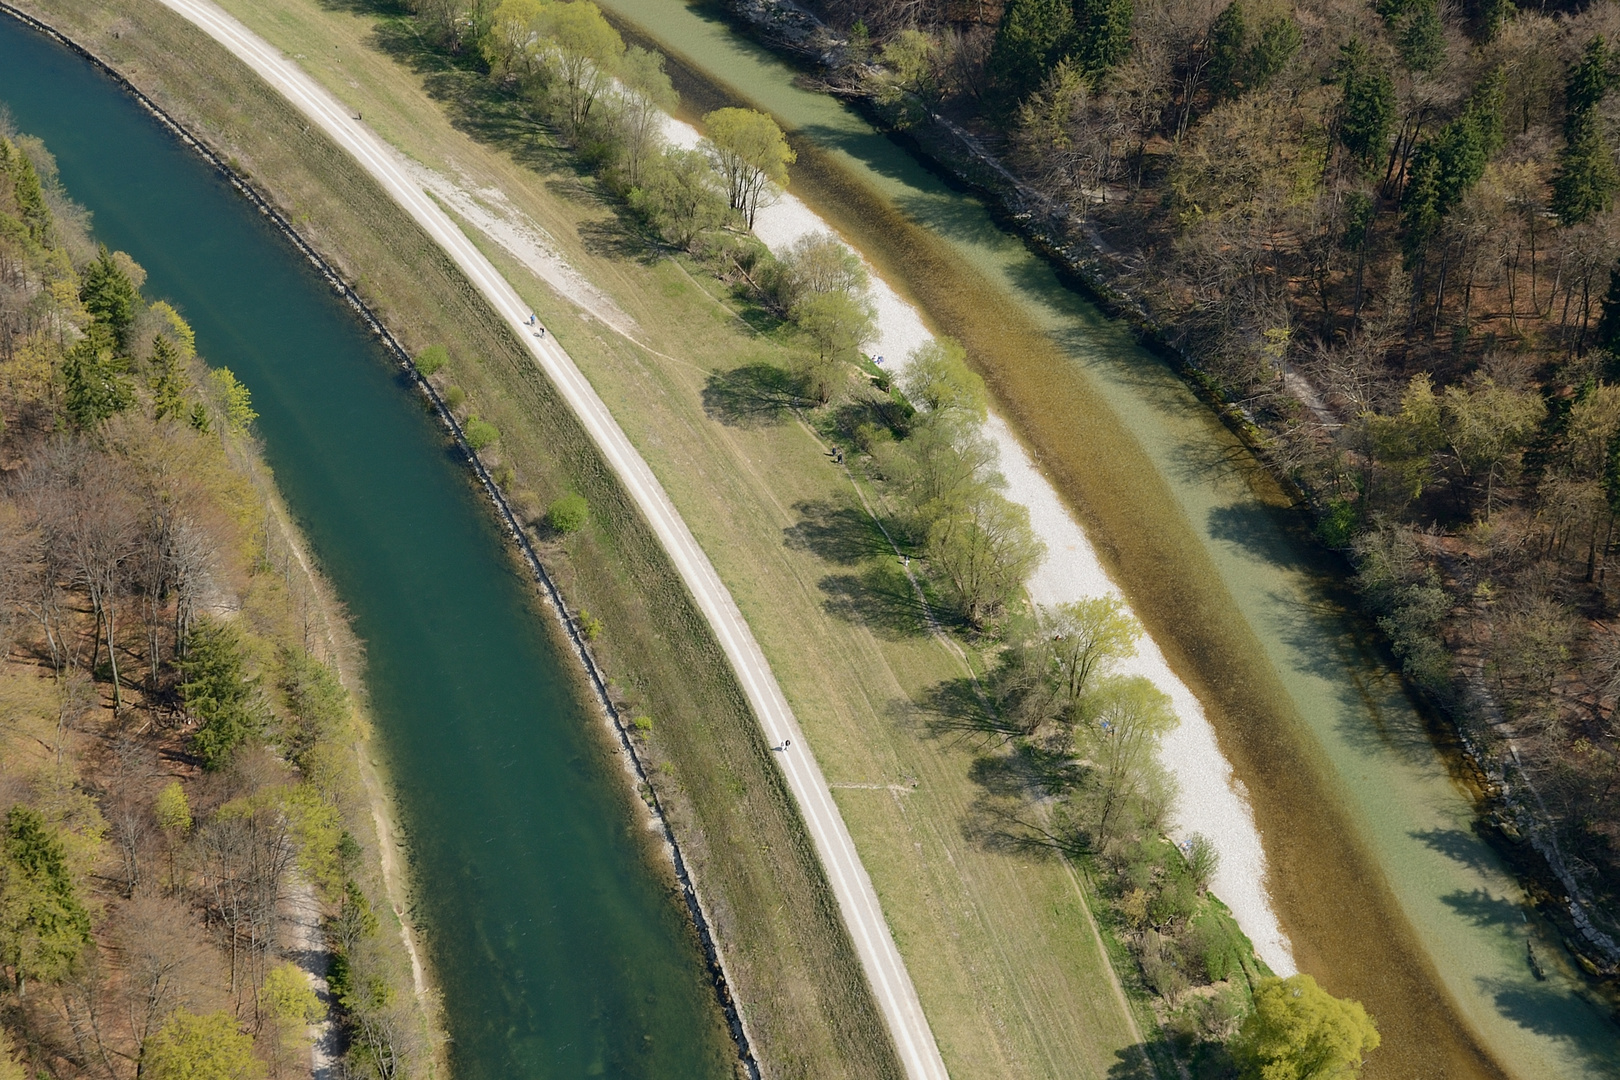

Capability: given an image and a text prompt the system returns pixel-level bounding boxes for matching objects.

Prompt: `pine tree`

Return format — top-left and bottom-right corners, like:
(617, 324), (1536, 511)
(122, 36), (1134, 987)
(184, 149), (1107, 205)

(1552, 116), (1620, 226)
(1398, 0), (1445, 74)
(990, 0), (1077, 105)
(1073, 0), (1133, 77)
(149, 333), (189, 422)
(0, 806), (91, 995)
(78, 246), (139, 342)
(1338, 39), (1395, 165)
(61, 323), (133, 429)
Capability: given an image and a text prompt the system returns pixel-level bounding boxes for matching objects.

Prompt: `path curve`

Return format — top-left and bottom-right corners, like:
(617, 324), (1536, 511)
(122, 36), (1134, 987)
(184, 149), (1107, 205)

(151, 2), (950, 1077)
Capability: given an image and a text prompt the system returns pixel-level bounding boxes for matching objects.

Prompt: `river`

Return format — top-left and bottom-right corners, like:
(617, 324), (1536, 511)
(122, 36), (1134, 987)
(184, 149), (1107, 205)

(0, 14), (738, 1080)
(589, 1), (1620, 1077)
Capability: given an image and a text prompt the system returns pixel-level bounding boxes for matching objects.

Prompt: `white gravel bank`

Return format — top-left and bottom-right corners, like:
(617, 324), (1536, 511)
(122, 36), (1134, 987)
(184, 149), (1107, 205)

(665, 114), (1295, 974)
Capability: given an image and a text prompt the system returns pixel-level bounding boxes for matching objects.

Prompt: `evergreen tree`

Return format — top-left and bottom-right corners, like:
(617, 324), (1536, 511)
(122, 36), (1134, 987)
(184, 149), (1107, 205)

(0, 139), (50, 247)
(1400, 147), (1441, 268)
(1073, 0), (1133, 77)
(1398, 0), (1445, 74)
(61, 323), (133, 429)
(178, 618), (263, 771)
(1552, 117), (1620, 226)
(78, 246), (139, 343)
(0, 806), (91, 995)
(1478, 0), (1513, 42)
(990, 0), (1076, 105)
(149, 333), (189, 422)
(1206, 1), (1248, 98)
(1595, 264), (1620, 357)
(1339, 39), (1395, 164)
(1207, 1), (1299, 99)
(1564, 36), (1614, 140)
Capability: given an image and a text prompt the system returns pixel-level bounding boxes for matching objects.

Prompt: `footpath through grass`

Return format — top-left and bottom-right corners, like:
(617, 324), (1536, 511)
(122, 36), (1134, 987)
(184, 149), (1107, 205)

(23, 0), (1154, 1074)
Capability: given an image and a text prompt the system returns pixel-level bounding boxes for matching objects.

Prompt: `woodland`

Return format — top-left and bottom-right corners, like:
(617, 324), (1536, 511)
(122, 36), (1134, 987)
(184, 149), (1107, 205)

(0, 128), (429, 1079)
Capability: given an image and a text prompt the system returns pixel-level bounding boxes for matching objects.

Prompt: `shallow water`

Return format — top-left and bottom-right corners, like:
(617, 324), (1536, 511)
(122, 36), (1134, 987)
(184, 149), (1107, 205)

(0, 15), (736, 1079)
(593, 0), (1620, 1075)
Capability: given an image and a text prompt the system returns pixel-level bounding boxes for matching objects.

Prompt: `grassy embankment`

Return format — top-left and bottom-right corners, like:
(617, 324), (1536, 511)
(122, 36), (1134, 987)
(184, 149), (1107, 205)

(15, 0), (901, 1076)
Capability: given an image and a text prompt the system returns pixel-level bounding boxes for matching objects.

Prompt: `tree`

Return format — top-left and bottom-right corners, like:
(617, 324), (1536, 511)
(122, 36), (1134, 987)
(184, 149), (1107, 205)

(80, 246), (140, 342)
(141, 1010), (263, 1080)
(62, 323), (134, 428)
(150, 333), (190, 422)
(777, 231), (868, 310)
(1442, 377), (1545, 516)
(155, 781), (193, 835)
(901, 337), (987, 419)
(208, 368), (258, 435)
(1073, 0), (1133, 77)
(988, 0), (1075, 106)
(1208, 2), (1300, 100)
(546, 492), (590, 533)
(926, 487), (1045, 626)
(1337, 41), (1395, 166)
(630, 148), (729, 249)
(178, 617), (262, 771)
(480, 0), (546, 78)
(261, 962), (323, 1075)
(703, 108), (795, 228)
(1551, 118), (1619, 227)
(794, 291), (875, 402)
(1077, 675), (1178, 840)
(1233, 974), (1380, 1080)
(539, 1), (624, 138)
(1397, 0), (1444, 74)
(1041, 596), (1141, 711)
(612, 47), (677, 188)
(0, 806), (91, 995)
(879, 29), (953, 121)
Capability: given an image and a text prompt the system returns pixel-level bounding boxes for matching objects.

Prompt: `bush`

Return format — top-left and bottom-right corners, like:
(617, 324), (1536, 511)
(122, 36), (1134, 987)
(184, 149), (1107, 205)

(547, 492), (590, 533)
(443, 385), (466, 412)
(414, 344), (448, 377)
(464, 416), (500, 450)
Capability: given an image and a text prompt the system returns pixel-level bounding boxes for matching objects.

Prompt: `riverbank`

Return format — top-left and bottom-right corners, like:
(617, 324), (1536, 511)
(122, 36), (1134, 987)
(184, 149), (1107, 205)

(10, 0), (912, 1074)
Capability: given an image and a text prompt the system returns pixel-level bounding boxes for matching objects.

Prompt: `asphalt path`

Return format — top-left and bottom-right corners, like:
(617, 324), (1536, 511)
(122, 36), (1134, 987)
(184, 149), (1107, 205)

(151, 2), (951, 1077)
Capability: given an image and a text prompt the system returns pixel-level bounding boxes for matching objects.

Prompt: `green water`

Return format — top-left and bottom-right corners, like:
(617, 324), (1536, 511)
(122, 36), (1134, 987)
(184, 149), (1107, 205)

(0, 16), (736, 1080)
(590, 1), (1620, 1076)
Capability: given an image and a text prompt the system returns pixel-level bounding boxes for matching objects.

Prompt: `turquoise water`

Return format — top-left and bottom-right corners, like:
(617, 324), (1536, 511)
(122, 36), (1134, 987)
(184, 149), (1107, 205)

(0, 15), (734, 1079)
(589, 1), (1620, 1076)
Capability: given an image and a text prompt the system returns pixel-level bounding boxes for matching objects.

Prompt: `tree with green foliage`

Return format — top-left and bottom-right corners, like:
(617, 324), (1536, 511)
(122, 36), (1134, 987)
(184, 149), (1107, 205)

(630, 147), (730, 248)
(140, 1010), (263, 1080)
(261, 962), (324, 1074)
(150, 333), (190, 422)
(1078, 675), (1178, 840)
(612, 47), (678, 188)
(80, 246), (140, 342)
(1400, 72), (1504, 265)
(0, 806), (91, 997)
(1043, 596), (1142, 711)
(879, 29), (954, 121)
(481, 0), (546, 78)
(703, 108), (795, 228)
(546, 491), (590, 533)
(989, 0), (1075, 106)
(901, 337), (987, 419)
(1596, 265), (1620, 359)
(1442, 377), (1545, 517)
(1564, 36), (1615, 139)
(1072, 0), (1133, 77)
(278, 649), (350, 771)
(1, 137), (50, 247)
(1233, 974), (1380, 1079)
(776, 232), (868, 311)
(414, 344), (448, 377)
(926, 487), (1044, 626)
(463, 416), (500, 450)
(1208, 1), (1301, 100)
(1337, 40), (1395, 166)
(538, 0), (624, 138)
(178, 617), (262, 771)
(794, 291), (875, 402)
(208, 368), (257, 435)
(1396, 0), (1444, 74)
(1552, 119), (1620, 227)
(62, 323), (134, 428)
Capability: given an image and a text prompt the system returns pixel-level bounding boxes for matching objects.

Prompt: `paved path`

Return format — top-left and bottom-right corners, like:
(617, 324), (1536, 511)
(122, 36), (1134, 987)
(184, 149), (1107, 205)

(152, 3), (950, 1077)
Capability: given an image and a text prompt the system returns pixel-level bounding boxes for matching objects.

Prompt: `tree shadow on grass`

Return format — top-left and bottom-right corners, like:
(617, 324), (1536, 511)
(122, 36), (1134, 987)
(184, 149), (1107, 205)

(704, 363), (809, 427)
(783, 499), (893, 564)
(817, 566), (933, 639)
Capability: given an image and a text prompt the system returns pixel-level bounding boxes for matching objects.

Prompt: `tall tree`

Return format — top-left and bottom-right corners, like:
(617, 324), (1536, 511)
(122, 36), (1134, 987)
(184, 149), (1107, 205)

(989, 0), (1076, 105)
(140, 1010), (262, 1080)
(61, 323), (133, 429)
(1073, 0), (1133, 77)
(79, 246), (139, 343)
(703, 108), (795, 228)
(0, 806), (91, 996)
(1338, 40), (1395, 166)
(178, 618), (263, 771)
(538, 0), (624, 138)
(1233, 974), (1380, 1079)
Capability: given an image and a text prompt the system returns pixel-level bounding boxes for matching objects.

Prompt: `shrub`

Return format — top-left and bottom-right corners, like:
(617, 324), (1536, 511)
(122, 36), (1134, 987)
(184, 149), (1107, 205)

(464, 416), (500, 450)
(547, 492), (590, 533)
(414, 344), (448, 376)
(579, 609), (603, 640)
(633, 715), (654, 732)
(443, 385), (466, 411)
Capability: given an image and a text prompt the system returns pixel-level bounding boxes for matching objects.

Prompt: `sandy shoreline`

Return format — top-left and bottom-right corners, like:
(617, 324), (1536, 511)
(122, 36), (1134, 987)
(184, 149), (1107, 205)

(688, 131), (1297, 974)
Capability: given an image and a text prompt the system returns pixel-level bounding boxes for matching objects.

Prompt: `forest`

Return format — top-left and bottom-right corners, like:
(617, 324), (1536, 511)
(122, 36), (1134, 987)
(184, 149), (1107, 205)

(790, 0), (1620, 978)
(0, 127), (429, 1078)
